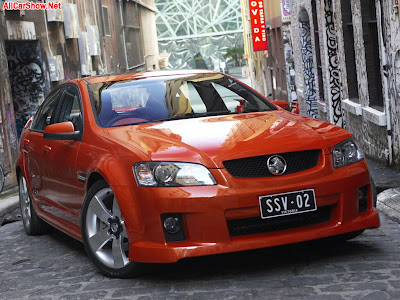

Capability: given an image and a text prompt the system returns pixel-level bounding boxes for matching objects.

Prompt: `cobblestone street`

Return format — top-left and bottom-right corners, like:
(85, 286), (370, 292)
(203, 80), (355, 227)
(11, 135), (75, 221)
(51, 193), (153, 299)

(0, 213), (399, 299)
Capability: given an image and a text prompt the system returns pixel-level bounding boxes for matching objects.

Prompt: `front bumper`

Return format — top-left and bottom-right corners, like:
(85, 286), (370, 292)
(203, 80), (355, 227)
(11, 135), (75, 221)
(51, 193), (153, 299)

(114, 159), (380, 263)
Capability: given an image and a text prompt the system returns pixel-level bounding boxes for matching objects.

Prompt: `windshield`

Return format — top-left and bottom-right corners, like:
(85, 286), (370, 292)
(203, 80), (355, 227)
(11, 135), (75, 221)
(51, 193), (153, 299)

(89, 73), (276, 127)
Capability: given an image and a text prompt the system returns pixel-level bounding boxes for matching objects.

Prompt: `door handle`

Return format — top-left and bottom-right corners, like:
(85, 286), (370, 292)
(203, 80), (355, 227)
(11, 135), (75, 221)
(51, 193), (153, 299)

(24, 139), (30, 145)
(43, 145), (52, 152)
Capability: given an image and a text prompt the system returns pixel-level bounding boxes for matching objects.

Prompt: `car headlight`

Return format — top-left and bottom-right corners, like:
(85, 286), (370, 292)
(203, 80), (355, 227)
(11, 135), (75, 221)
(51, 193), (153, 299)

(333, 138), (364, 168)
(133, 162), (217, 187)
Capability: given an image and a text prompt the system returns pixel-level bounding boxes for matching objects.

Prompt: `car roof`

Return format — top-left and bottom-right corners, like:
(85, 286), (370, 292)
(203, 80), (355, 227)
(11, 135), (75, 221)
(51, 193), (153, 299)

(82, 69), (219, 85)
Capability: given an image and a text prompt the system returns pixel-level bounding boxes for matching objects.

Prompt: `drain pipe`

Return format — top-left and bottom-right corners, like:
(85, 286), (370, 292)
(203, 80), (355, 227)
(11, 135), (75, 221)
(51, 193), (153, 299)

(118, 0), (129, 71)
(43, 10), (54, 57)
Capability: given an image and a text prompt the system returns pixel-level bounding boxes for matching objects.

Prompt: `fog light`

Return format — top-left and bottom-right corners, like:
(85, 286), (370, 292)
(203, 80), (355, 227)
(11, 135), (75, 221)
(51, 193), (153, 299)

(161, 214), (186, 242)
(358, 186), (368, 213)
(163, 216), (182, 234)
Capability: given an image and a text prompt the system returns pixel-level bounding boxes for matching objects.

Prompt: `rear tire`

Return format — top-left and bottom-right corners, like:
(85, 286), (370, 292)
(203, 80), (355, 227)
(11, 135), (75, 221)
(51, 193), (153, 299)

(81, 180), (141, 278)
(18, 173), (48, 235)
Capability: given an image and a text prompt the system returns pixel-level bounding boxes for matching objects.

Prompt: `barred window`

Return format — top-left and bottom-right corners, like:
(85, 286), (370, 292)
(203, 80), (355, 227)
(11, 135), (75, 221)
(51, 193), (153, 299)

(102, 6), (111, 36)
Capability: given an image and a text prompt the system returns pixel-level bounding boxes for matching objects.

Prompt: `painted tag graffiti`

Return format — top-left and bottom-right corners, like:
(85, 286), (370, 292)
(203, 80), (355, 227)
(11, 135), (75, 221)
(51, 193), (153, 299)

(5, 41), (45, 136)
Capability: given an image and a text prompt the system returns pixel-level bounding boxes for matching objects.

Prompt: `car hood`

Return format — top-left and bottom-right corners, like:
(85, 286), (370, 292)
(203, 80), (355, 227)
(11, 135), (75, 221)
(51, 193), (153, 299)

(102, 110), (352, 168)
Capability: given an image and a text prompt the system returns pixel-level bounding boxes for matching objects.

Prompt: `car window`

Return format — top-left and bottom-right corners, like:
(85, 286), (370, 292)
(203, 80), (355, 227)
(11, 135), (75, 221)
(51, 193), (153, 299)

(55, 85), (83, 131)
(211, 82), (258, 112)
(31, 87), (63, 132)
(89, 73), (276, 127)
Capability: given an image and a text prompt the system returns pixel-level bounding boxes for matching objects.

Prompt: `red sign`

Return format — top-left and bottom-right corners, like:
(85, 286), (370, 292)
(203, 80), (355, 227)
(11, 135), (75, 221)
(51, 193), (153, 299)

(249, 0), (268, 51)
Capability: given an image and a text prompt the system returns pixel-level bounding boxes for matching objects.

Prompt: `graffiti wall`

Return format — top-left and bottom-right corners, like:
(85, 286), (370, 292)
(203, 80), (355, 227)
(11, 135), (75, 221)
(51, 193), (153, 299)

(291, 0), (393, 166)
(282, 25), (297, 105)
(333, 0), (389, 163)
(299, 11), (319, 119)
(323, 0), (343, 127)
(290, 2), (322, 119)
(5, 41), (45, 137)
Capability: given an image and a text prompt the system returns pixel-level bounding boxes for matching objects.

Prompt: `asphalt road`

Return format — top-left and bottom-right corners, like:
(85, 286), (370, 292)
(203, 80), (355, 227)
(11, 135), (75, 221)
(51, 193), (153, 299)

(1, 213), (400, 300)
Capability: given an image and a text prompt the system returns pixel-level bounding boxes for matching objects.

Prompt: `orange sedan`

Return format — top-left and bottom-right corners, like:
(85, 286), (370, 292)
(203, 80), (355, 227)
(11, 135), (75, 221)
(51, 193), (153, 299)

(17, 70), (380, 278)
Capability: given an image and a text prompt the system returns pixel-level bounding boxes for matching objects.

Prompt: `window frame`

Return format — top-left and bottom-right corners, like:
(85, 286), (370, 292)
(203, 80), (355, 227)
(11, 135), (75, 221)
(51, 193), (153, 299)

(30, 86), (64, 133)
(30, 84), (84, 141)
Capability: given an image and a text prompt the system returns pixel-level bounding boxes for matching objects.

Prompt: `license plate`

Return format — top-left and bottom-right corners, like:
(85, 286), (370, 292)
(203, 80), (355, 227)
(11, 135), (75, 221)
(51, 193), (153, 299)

(259, 189), (316, 219)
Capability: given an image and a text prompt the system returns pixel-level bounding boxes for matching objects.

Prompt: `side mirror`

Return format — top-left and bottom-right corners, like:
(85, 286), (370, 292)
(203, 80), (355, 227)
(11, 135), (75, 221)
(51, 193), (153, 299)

(44, 121), (80, 141)
(271, 100), (290, 111)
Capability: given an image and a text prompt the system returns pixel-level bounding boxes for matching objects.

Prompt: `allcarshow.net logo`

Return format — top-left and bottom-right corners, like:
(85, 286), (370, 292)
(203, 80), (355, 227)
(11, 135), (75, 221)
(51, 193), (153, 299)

(2, 1), (61, 11)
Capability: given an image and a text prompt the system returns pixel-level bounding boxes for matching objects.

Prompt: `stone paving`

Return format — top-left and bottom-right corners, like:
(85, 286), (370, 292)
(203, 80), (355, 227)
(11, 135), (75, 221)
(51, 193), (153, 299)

(1, 213), (400, 299)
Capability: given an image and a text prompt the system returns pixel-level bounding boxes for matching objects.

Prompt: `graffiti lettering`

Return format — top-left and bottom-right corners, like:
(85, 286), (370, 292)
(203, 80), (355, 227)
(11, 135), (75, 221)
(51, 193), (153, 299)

(299, 14), (319, 119)
(324, 0), (343, 127)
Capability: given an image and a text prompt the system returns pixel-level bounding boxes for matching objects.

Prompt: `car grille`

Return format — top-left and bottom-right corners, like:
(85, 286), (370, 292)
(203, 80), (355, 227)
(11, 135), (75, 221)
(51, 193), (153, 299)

(227, 206), (331, 237)
(223, 150), (321, 178)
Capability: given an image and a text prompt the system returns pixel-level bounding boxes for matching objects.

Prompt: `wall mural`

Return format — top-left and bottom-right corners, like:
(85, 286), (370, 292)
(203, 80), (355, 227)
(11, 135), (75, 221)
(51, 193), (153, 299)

(299, 14), (319, 119)
(324, 0), (343, 127)
(6, 41), (45, 137)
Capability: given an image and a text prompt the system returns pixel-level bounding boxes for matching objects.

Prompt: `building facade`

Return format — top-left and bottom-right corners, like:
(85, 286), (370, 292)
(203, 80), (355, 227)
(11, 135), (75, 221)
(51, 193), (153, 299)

(241, 0), (294, 102)
(156, 0), (244, 71)
(0, 0), (159, 189)
(289, 0), (400, 168)
(265, 0), (289, 101)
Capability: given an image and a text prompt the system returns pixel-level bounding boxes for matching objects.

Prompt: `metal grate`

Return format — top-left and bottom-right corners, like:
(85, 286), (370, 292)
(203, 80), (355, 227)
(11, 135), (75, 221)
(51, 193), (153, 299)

(227, 206), (331, 237)
(223, 150), (321, 178)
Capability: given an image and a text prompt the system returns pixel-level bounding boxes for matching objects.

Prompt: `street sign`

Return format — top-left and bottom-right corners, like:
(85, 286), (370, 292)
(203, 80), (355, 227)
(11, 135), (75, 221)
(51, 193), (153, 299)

(249, 0), (268, 51)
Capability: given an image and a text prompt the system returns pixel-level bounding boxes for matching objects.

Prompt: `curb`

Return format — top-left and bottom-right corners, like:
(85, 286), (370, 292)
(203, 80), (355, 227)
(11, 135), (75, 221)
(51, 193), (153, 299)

(0, 187), (19, 219)
(375, 180), (400, 194)
(377, 188), (400, 223)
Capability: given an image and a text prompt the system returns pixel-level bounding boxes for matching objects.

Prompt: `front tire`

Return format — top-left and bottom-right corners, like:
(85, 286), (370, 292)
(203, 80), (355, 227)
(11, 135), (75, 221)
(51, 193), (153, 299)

(81, 180), (140, 278)
(18, 173), (48, 235)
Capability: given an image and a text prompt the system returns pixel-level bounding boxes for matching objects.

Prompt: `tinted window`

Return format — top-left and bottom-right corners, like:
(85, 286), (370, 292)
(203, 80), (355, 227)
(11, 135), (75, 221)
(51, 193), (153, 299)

(55, 85), (83, 131)
(31, 88), (63, 131)
(89, 73), (276, 127)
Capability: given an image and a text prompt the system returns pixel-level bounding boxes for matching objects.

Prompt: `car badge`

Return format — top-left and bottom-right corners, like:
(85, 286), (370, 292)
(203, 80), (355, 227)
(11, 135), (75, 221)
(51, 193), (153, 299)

(267, 155), (287, 176)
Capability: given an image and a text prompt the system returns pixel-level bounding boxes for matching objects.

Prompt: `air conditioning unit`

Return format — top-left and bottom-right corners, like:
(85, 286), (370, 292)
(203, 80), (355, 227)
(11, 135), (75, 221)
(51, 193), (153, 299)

(78, 31), (93, 76)
(87, 26), (101, 56)
(63, 4), (79, 38)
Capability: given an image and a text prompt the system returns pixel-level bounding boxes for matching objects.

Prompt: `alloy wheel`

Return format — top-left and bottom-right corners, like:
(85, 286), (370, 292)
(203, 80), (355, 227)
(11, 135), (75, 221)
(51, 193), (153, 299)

(85, 188), (129, 269)
(19, 176), (31, 229)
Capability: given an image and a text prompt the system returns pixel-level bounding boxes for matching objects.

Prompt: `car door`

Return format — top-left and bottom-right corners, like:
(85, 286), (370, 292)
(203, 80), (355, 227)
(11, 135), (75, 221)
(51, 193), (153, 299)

(41, 84), (84, 226)
(25, 87), (64, 209)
